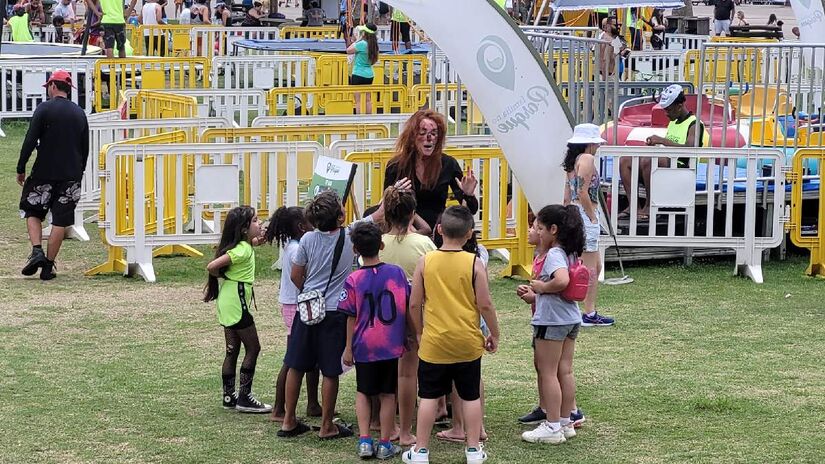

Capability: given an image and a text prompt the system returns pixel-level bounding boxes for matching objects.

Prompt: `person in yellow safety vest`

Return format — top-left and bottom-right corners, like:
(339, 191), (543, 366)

(8, 5), (34, 42)
(592, 7), (609, 29)
(626, 8), (644, 51)
(618, 84), (709, 221)
(390, 6), (412, 50)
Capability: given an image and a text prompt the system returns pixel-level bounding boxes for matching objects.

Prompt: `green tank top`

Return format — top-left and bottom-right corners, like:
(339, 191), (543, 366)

(666, 113), (709, 168)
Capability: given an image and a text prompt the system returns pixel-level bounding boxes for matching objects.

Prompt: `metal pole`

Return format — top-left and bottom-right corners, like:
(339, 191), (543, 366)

(0, 0), (7, 55)
(80, 6), (94, 55)
(533, 0), (549, 26)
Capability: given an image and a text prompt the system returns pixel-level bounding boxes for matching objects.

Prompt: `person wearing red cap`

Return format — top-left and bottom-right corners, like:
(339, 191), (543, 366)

(17, 70), (89, 280)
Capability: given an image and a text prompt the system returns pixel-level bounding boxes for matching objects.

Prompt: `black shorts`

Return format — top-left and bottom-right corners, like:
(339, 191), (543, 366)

(103, 23), (126, 50)
(418, 358), (481, 401)
(225, 308), (255, 330)
(349, 74), (374, 85)
(19, 178), (81, 227)
(356, 358), (399, 396)
(390, 20), (411, 43)
(285, 310), (347, 378)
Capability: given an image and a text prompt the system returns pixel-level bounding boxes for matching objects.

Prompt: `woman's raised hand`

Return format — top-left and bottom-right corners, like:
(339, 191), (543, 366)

(457, 170), (478, 196)
(393, 177), (413, 192)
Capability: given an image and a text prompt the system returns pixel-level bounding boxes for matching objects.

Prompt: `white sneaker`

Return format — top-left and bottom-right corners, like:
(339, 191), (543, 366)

(402, 446), (429, 464)
(521, 421), (567, 444)
(562, 423), (576, 439)
(465, 444), (487, 464)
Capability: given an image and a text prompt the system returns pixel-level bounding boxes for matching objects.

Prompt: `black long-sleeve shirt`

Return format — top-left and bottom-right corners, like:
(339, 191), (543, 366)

(17, 96), (90, 182)
(384, 154), (479, 229)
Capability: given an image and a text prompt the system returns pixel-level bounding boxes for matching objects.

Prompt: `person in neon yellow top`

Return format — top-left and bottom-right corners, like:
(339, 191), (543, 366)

(8, 6), (34, 42)
(86, 0), (139, 58)
(390, 6), (412, 50)
(619, 84), (709, 220)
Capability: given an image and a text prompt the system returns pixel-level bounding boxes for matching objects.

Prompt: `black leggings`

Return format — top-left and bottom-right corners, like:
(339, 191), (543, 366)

(222, 324), (261, 394)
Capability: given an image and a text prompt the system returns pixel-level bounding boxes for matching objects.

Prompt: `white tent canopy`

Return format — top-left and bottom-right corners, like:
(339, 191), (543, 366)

(551, 0), (685, 11)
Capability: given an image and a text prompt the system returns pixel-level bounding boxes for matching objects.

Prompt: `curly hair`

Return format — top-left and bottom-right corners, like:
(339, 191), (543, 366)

(535, 204), (585, 256)
(264, 206), (305, 247)
(383, 186), (417, 239)
(305, 190), (344, 232)
(388, 109), (447, 190)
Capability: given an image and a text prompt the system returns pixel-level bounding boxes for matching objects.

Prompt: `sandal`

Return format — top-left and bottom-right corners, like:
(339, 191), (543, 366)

(436, 430), (465, 443)
(319, 423), (354, 440)
(277, 421), (311, 438)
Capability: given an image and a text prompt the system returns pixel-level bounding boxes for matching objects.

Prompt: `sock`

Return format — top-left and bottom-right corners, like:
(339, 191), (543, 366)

(359, 435), (372, 444)
(586, 311), (596, 317)
(33, 245), (42, 250)
(379, 439), (391, 448)
(222, 373), (235, 394)
(239, 367), (255, 396)
(560, 417), (572, 427)
(547, 421), (561, 431)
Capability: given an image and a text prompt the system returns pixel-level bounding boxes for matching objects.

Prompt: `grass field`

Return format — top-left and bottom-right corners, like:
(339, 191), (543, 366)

(0, 121), (823, 463)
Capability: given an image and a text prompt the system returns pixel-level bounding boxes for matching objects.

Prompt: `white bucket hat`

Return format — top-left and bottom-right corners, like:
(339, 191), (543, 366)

(567, 123), (606, 145)
(659, 84), (684, 109)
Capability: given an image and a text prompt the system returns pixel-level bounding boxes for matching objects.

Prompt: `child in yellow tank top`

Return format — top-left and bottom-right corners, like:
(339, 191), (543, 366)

(404, 206), (500, 464)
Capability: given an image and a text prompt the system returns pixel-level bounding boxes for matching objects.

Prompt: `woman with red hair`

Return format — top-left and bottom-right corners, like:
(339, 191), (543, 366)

(383, 110), (478, 231)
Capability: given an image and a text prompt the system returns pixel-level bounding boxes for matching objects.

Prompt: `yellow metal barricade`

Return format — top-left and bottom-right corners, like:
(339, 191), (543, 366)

(200, 125), (390, 217)
(126, 89), (199, 119)
(411, 84), (488, 135)
(86, 131), (200, 277)
(135, 24), (207, 57)
(344, 147), (532, 278)
(267, 85), (411, 116)
(94, 57), (211, 112)
(684, 48), (763, 88)
(281, 25), (339, 40)
(787, 148), (825, 277)
(315, 55), (429, 89)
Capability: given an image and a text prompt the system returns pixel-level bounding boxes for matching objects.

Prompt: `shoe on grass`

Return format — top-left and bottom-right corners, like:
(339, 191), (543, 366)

(236, 391), (272, 413)
(465, 444), (487, 464)
(562, 423), (576, 439)
(570, 408), (586, 428)
(581, 311), (614, 327)
(402, 446), (429, 464)
(521, 421), (566, 445)
(376, 442), (401, 460)
(358, 438), (374, 459)
(22, 247), (47, 276)
(40, 259), (56, 281)
(223, 391), (237, 409)
(518, 406), (546, 425)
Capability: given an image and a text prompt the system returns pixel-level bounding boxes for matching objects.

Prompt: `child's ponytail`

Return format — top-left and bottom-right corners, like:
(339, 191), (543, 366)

(383, 186), (417, 239)
(264, 206), (305, 248)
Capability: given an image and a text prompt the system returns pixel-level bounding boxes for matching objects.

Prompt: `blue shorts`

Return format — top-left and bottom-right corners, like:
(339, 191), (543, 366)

(284, 310), (347, 378)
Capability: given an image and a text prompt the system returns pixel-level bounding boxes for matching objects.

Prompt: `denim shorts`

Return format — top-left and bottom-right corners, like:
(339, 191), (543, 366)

(577, 205), (600, 253)
(533, 323), (580, 342)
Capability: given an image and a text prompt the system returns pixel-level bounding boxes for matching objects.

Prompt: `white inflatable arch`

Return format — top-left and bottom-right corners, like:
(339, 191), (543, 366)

(384, 0), (574, 207)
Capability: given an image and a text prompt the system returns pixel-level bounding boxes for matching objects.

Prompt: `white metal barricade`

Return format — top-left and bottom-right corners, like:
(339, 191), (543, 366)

(102, 141), (324, 281)
(665, 33), (708, 51)
(212, 55), (315, 92)
(74, 117), (234, 242)
(122, 88), (265, 127)
(375, 24), (422, 43)
(597, 146), (786, 283)
(0, 58), (97, 123)
(251, 113), (412, 135)
(626, 50), (685, 82)
(191, 26), (280, 58)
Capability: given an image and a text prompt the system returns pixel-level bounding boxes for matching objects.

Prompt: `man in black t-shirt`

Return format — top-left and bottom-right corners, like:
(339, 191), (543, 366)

(16, 70), (89, 280)
(711, 0), (735, 36)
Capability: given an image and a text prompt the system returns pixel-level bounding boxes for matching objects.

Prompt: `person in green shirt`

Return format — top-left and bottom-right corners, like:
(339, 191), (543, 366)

(8, 6), (34, 42)
(205, 206), (273, 414)
(86, 0), (138, 58)
(346, 23), (379, 114)
(390, 6), (411, 50)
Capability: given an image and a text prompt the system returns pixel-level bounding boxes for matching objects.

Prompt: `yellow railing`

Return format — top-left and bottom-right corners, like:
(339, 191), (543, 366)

(280, 25), (339, 40)
(344, 147), (532, 278)
(267, 84), (413, 116)
(787, 148), (825, 277)
(93, 57), (211, 111)
(133, 24), (213, 57)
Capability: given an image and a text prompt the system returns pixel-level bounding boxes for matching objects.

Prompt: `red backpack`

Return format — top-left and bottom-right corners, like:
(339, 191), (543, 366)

(561, 255), (591, 302)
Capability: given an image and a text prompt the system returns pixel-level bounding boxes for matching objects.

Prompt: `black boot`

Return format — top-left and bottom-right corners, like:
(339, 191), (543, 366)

(236, 367), (272, 414)
(22, 247), (47, 276)
(40, 259), (56, 281)
(222, 374), (237, 409)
